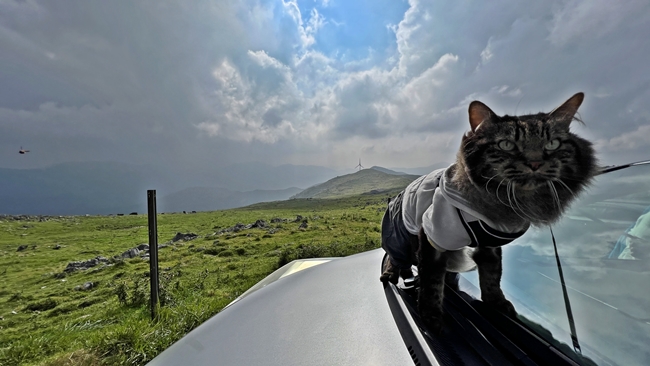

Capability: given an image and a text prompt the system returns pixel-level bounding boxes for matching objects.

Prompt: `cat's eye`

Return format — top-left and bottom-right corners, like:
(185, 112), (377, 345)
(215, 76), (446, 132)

(497, 140), (515, 151)
(545, 139), (561, 151)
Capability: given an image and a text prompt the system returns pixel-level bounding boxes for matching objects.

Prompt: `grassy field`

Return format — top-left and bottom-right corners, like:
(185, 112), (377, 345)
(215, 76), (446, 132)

(0, 192), (395, 366)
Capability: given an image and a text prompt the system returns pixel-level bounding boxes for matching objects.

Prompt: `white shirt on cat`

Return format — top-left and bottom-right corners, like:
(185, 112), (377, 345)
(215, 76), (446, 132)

(401, 166), (528, 251)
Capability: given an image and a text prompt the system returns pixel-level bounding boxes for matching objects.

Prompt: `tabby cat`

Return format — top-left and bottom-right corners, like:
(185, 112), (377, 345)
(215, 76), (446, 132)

(380, 92), (597, 333)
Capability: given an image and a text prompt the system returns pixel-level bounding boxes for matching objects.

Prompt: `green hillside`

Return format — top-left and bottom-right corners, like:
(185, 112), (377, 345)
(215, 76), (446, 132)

(291, 168), (420, 199)
(0, 193), (387, 366)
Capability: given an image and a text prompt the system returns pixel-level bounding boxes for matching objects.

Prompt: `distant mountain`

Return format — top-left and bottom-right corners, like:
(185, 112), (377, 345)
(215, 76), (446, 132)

(193, 162), (339, 191)
(291, 168), (419, 199)
(0, 161), (176, 215)
(0, 161), (337, 215)
(370, 166), (409, 176)
(387, 162), (450, 176)
(159, 186), (303, 213)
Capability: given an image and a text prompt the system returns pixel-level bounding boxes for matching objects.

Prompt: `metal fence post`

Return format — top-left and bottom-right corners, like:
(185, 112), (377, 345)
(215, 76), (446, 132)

(147, 190), (160, 320)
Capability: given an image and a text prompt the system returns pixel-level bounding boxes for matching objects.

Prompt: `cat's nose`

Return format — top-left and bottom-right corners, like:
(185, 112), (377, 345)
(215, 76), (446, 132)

(528, 161), (543, 170)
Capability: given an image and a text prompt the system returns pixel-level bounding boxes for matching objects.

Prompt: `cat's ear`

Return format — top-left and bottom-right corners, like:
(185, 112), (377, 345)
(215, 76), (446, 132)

(548, 92), (584, 127)
(468, 101), (497, 132)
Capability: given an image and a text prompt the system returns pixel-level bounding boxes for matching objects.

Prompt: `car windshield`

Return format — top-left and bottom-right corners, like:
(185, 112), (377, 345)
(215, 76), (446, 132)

(461, 163), (650, 365)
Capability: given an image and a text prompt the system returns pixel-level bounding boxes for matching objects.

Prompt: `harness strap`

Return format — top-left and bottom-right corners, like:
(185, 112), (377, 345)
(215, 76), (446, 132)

(455, 208), (527, 248)
(551, 226), (582, 355)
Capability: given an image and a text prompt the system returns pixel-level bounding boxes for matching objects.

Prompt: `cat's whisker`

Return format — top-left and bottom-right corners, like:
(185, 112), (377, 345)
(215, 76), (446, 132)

(482, 173), (500, 194)
(495, 178), (510, 206)
(555, 179), (575, 196)
(507, 181), (533, 221)
(547, 181), (562, 212)
(546, 181), (557, 210)
(510, 182), (538, 222)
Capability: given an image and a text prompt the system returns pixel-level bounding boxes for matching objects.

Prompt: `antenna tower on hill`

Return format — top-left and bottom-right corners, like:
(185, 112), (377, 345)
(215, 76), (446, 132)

(355, 158), (364, 172)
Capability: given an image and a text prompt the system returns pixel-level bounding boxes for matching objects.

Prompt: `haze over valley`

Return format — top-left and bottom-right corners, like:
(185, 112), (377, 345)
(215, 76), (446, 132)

(0, 161), (442, 215)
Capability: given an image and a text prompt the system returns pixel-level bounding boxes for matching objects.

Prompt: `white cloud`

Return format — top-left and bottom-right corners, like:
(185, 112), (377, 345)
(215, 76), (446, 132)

(198, 55), (304, 143)
(548, 0), (647, 46)
(281, 0), (325, 49)
(480, 38), (493, 64)
(594, 125), (650, 152)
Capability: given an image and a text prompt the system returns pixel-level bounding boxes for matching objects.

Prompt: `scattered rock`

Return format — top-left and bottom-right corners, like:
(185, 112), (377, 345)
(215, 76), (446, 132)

(217, 219), (273, 234)
(64, 256), (109, 272)
(270, 217), (286, 223)
(141, 255), (150, 260)
(294, 215), (303, 222)
(0, 214), (51, 222)
(172, 232), (198, 242)
(53, 244), (62, 250)
(120, 248), (140, 259)
(136, 243), (149, 251)
(299, 221), (308, 229)
(74, 281), (95, 291)
(16, 245), (28, 252)
(252, 219), (268, 228)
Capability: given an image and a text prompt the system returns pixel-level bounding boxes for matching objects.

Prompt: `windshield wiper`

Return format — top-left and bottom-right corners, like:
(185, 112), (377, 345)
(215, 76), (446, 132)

(599, 160), (650, 174)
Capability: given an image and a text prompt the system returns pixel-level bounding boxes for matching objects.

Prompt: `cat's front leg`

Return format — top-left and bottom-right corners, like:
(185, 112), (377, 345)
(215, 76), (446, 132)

(472, 247), (516, 316)
(417, 228), (448, 334)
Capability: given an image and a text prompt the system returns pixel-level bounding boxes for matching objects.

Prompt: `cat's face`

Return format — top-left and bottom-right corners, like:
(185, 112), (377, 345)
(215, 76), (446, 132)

(461, 93), (596, 196)
(471, 115), (580, 190)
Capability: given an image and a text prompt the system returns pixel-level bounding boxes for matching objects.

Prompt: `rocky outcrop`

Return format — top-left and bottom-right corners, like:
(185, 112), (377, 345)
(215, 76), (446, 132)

(120, 248), (140, 259)
(64, 256), (110, 272)
(172, 232), (198, 242)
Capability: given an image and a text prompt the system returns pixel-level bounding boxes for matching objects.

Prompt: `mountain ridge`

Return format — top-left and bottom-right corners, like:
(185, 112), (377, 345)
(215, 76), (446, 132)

(291, 168), (419, 199)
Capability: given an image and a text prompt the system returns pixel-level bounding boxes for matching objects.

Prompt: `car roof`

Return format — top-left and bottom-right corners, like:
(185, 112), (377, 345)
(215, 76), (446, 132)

(147, 249), (417, 366)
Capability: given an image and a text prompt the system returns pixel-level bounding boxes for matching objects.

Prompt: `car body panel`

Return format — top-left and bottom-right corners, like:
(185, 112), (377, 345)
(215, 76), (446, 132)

(148, 249), (414, 366)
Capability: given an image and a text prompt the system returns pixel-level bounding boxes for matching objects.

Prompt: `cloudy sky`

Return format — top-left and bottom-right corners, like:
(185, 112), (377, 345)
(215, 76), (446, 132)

(1, 0), (649, 172)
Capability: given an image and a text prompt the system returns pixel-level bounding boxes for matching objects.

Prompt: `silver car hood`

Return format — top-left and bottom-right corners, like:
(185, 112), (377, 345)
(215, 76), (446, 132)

(148, 249), (414, 366)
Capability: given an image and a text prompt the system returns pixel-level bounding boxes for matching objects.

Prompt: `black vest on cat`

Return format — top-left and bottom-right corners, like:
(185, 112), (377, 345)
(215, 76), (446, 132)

(454, 208), (527, 248)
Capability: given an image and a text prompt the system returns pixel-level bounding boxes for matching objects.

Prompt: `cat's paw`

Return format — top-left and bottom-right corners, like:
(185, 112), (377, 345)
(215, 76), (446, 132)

(379, 270), (399, 284)
(419, 307), (444, 335)
(380, 259), (400, 284)
(485, 298), (516, 317)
